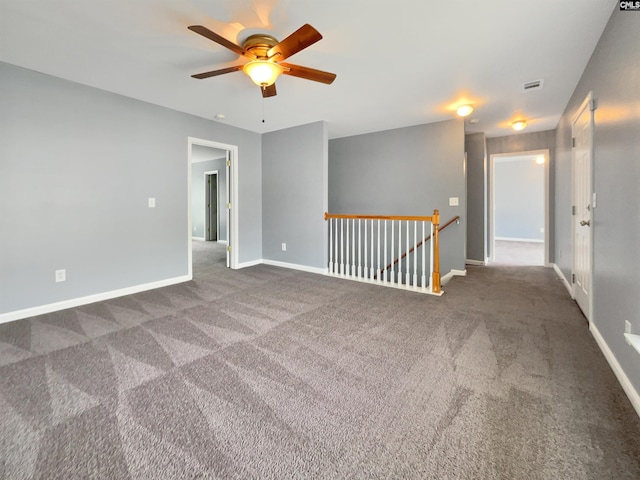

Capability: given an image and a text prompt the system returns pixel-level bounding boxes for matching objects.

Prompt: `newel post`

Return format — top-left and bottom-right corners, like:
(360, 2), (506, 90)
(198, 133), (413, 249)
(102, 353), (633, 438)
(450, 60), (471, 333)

(431, 209), (441, 293)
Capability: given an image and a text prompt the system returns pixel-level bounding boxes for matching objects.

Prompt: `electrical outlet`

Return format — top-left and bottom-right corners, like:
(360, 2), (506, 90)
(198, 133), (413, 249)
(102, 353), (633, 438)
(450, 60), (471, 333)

(281, 243), (287, 252)
(449, 197), (459, 206)
(55, 269), (66, 283)
(148, 197), (156, 208)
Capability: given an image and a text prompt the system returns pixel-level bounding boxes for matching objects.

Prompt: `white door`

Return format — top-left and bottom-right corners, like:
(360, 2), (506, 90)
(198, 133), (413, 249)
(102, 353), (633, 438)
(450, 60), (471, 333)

(572, 93), (594, 319)
(226, 150), (231, 268)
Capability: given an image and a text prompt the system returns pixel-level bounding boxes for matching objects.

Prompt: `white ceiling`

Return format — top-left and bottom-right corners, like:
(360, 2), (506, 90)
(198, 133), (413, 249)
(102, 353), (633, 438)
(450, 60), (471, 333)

(0, 0), (616, 139)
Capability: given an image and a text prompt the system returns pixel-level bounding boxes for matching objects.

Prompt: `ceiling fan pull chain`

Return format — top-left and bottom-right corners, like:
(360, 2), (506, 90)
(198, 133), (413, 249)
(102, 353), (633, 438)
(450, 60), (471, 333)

(262, 95), (265, 123)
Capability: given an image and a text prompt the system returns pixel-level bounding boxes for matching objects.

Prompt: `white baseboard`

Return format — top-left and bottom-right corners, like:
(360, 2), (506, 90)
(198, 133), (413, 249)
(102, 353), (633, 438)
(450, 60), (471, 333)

(261, 259), (327, 275)
(192, 236), (205, 241)
(466, 259), (486, 266)
(217, 240), (228, 245)
(495, 237), (544, 243)
(590, 322), (640, 419)
(441, 268), (467, 286)
(235, 259), (327, 275)
(551, 263), (573, 298)
(0, 274), (192, 325)
(236, 259), (262, 269)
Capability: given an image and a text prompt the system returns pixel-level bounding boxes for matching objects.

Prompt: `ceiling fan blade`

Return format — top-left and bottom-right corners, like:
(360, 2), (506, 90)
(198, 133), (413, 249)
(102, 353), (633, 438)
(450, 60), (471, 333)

(267, 24), (322, 61)
(261, 84), (277, 98)
(281, 63), (336, 84)
(188, 25), (246, 57)
(192, 65), (243, 79)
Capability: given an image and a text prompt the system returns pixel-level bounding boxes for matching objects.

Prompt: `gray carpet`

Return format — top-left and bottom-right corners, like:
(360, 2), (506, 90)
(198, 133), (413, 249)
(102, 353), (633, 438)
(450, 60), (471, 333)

(1, 241), (639, 479)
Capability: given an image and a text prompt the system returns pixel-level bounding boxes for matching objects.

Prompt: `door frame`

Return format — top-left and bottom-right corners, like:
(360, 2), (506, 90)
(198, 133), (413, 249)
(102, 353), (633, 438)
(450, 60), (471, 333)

(571, 91), (595, 320)
(188, 137), (239, 275)
(204, 170), (219, 242)
(489, 149), (550, 265)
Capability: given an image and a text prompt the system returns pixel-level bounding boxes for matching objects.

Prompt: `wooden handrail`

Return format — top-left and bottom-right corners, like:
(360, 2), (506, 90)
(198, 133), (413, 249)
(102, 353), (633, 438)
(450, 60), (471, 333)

(324, 212), (435, 222)
(374, 215), (460, 283)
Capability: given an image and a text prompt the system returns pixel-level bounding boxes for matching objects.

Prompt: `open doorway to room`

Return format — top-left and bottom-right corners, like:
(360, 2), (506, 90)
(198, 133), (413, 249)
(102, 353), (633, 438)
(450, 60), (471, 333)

(188, 138), (239, 279)
(490, 150), (549, 266)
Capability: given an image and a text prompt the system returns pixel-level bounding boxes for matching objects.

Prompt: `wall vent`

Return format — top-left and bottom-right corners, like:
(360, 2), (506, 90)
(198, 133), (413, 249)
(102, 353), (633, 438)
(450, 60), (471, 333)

(522, 79), (544, 92)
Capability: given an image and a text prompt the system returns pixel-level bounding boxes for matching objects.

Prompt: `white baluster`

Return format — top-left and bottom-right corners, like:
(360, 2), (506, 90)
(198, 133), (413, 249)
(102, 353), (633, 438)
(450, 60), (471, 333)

(340, 218), (344, 276)
(346, 217), (350, 277)
(351, 219), (356, 278)
(383, 220), (388, 283)
(370, 219), (375, 279)
(358, 219), (362, 278)
(406, 221), (410, 287)
(421, 221), (426, 289)
(397, 221), (403, 286)
(364, 219), (368, 280)
(329, 217), (333, 274)
(376, 220), (381, 282)
(413, 221), (418, 289)
(334, 219), (339, 275)
(390, 220), (395, 284)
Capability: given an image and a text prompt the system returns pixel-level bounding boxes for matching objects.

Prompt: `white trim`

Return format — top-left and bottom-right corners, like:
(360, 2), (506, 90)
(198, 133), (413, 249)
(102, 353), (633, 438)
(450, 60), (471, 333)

(192, 236), (206, 241)
(262, 259), (327, 275)
(551, 263), (573, 297)
(188, 137), (239, 270)
(495, 236), (544, 243)
(236, 259), (262, 269)
(466, 259), (486, 266)
(489, 149), (550, 266)
(0, 275), (191, 325)
(590, 322), (640, 419)
(442, 268), (467, 285)
(624, 333), (640, 356)
(571, 91), (595, 321)
(217, 240), (228, 245)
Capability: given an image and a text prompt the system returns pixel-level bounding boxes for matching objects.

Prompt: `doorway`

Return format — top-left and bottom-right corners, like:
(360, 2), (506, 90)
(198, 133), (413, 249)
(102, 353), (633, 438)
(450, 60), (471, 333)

(188, 137), (238, 277)
(489, 150), (549, 266)
(205, 171), (219, 241)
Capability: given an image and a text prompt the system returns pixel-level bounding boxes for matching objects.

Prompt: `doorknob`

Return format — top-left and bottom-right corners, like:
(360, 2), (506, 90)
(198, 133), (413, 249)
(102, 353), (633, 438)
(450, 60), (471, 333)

(580, 220), (590, 226)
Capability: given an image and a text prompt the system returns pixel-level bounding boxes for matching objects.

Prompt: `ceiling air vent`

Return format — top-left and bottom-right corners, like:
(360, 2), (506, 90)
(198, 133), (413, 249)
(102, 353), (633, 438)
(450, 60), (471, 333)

(522, 79), (544, 92)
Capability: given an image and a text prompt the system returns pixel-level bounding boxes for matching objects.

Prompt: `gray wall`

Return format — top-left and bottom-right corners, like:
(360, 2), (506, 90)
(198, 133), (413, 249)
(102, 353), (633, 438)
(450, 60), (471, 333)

(494, 158), (544, 241)
(486, 130), (556, 259)
(262, 122), (328, 269)
(0, 62), (261, 315)
(191, 158), (227, 241)
(554, 9), (640, 397)
(465, 133), (487, 262)
(329, 119), (466, 276)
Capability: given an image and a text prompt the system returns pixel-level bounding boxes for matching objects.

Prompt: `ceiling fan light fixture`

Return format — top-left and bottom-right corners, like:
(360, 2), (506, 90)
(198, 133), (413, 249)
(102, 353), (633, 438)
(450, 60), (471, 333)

(456, 105), (473, 117)
(243, 60), (283, 87)
(512, 120), (527, 131)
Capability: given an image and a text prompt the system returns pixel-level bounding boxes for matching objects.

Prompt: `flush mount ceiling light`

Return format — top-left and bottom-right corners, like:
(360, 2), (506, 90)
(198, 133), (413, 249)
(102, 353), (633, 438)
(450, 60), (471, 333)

(456, 105), (474, 117)
(242, 60), (284, 87)
(512, 120), (527, 131)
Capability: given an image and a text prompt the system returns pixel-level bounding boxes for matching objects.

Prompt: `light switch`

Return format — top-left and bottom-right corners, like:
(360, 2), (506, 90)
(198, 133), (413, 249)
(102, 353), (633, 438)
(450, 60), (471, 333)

(148, 197), (156, 208)
(449, 197), (459, 206)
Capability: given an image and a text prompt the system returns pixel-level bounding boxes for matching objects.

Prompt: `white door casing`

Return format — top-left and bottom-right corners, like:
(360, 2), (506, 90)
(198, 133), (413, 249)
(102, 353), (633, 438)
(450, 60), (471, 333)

(572, 92), (595, 320)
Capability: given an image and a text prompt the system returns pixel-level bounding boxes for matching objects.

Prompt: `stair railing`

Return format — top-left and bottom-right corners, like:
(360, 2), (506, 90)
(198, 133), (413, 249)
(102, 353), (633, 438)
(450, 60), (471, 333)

(324, 209), (443, 294)
(375, 215), (460, 281)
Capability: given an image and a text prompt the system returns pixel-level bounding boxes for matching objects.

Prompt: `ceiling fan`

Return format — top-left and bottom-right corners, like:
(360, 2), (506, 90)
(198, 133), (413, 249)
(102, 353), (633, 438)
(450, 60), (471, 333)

(188, 24), (336, 98)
